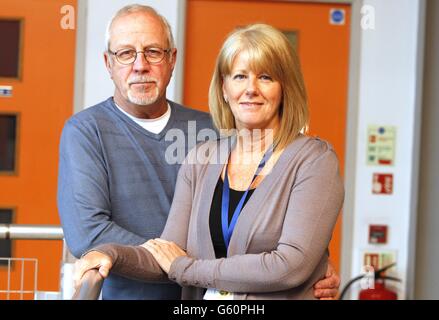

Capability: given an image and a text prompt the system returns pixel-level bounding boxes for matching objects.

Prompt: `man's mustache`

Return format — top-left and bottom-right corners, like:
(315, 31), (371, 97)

(128, 77), (157, 85)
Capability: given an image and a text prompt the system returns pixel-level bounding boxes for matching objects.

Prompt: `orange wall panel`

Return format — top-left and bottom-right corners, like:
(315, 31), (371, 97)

(0, 0), (77, 294)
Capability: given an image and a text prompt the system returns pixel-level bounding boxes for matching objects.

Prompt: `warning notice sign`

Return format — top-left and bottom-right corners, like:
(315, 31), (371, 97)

(367, 125), (396, 166)
(372, 173), (394, 195)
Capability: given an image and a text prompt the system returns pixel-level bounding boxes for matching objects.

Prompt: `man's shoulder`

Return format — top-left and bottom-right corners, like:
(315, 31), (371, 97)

(65, 98), (115, 128)
(169, 101), (212, 122)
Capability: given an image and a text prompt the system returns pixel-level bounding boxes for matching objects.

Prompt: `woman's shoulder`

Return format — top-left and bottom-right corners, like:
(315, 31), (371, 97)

(284, 135), (339, 167)
(298, 135), (336, 153)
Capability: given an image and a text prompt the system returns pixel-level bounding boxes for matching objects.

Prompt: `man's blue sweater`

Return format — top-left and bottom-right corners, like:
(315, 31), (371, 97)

(57, 98), (214, 299)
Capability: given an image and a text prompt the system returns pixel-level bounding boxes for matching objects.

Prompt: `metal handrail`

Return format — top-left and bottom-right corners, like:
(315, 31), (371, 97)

(71, 269), (104, 300)
(0, 223), (104, 299)
(0, 224), (64, 240)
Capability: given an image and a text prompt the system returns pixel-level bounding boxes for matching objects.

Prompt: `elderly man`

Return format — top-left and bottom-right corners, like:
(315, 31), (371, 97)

(58, 4), (339, 300)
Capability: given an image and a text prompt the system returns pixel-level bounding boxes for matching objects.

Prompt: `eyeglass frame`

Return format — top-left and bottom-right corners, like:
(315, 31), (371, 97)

(108, 47), (173, 65)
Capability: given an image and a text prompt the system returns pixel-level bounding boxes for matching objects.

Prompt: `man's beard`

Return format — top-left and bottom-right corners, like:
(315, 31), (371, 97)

(127, 86), (159, 105)
(127, 76), (160, 105)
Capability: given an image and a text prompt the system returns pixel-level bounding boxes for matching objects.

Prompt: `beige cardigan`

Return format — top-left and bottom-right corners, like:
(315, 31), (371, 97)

(95, 135), (345, 299)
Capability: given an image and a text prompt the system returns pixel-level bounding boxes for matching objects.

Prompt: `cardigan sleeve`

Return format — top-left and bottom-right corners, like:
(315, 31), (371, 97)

(168, 144), (345, 293)
(89, 243), (170, 283)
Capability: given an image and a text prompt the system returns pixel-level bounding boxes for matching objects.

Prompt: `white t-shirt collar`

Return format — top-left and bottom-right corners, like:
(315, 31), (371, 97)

(115, 102), (171, 134)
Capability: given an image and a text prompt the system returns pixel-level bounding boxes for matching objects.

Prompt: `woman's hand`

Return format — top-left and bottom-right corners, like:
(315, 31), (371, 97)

(73, 251), (113, 288)
(141, 238), (187, 274)
(313, 262), (341, 299)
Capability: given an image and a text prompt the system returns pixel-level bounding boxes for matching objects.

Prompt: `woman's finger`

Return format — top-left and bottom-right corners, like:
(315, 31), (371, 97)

(154, 238), (170, 244)
(142, 242), (159, 256)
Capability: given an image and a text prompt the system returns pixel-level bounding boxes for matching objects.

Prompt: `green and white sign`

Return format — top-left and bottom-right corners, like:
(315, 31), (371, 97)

(367, 125), (396, 166)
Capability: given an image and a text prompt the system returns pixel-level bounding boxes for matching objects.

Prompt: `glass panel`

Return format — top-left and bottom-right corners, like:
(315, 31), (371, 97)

(283, 31), (298, 50)
(0, 115), (17, 172)
(0, 209), (13, 265)
(0, 20), (21, 78)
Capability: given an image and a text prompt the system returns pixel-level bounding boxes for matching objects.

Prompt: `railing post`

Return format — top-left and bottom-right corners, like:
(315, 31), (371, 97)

(71, 269), (104, 300)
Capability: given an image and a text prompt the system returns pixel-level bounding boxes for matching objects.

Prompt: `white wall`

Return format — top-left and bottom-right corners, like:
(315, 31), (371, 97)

(342, 0), (425, 299)
(74, 0), (186, 111)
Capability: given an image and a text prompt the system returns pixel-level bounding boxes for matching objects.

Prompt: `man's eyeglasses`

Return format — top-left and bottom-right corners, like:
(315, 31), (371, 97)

(108, 48), (172, 65)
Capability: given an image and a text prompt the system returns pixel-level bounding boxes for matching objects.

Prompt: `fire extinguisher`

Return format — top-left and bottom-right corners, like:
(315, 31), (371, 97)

(340, 263), (401, 300)
(359, 279), (397, 300)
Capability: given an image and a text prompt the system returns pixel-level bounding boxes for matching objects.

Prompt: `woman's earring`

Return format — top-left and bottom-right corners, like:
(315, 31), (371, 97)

(224, 96), (229, 104)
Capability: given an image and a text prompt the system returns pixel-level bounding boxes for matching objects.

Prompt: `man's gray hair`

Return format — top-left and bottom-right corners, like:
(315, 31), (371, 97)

(105, 4), (175, 51)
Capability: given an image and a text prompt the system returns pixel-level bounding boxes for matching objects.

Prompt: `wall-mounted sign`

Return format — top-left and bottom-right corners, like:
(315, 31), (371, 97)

(367, 125), (396, 166)
(0, 85), (12, 97)
(362, 250), (397, 272)
(372, 173), (394, 195)
(330, 9), (346, 25)
(369, 225), (388, 244)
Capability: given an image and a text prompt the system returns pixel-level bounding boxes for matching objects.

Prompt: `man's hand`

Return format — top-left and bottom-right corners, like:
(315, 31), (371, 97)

(313, 261), (340, 299)
(73, 251), (113, 289)
(141, 238), (187, 274)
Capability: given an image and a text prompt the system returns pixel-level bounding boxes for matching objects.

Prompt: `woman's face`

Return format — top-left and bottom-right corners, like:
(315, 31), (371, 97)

(222, 51), (282, 132)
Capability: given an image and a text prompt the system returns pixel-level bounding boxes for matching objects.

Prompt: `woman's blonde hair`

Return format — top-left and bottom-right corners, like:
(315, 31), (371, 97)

(208, 23), (309, 149)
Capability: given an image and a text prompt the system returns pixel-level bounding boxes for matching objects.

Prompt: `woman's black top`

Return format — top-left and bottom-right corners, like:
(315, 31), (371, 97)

(209, 178), (256, 258)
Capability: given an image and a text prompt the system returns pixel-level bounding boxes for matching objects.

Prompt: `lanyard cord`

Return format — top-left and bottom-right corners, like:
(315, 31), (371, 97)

(221, 146), (274, 250)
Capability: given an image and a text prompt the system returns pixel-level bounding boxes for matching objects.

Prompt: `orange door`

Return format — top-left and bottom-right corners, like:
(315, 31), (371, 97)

(184, 0), (350, 272)
(0, 0), (76, 299)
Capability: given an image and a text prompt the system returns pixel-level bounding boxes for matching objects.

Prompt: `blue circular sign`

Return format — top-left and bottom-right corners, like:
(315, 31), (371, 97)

(331, 10), (344, 23)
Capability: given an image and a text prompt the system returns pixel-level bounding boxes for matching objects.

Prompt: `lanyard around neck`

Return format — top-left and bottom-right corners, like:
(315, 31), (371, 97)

(221, 146), (274, 250)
